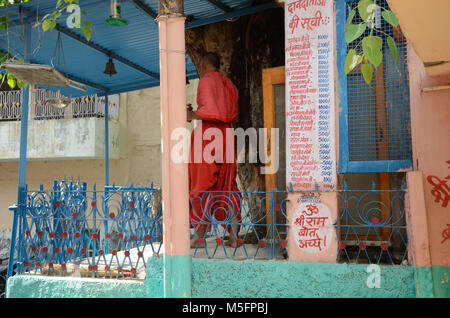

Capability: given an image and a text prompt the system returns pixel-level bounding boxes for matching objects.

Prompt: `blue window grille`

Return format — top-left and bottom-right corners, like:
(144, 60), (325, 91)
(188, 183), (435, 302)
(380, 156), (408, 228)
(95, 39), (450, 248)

(337, 0), (413, 173)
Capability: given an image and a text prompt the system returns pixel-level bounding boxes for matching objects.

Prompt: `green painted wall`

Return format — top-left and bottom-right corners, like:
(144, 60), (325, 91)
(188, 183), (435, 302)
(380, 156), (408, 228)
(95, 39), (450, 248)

(191, 259), (416, 298)
(432, 265), (450, 298)
(6, 275), (146, 298)
(8, 258), (420, 298)
(145, 258), (417, 298)
(163, 254), (192, 298)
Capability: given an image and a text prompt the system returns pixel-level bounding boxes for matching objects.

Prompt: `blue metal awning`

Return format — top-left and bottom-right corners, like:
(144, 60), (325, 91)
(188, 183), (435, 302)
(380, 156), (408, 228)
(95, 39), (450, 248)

(0, 0), (277, 98)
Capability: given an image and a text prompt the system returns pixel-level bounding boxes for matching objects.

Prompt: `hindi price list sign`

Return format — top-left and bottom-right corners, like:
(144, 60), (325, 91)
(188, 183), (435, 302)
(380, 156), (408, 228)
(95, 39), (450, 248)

(285, 0), (336, 190)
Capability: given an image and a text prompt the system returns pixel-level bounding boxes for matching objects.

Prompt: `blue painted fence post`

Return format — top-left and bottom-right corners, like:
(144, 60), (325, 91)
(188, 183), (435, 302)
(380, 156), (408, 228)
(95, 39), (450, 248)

(104, 95), (109, 186)
(6, 23), (31, 284)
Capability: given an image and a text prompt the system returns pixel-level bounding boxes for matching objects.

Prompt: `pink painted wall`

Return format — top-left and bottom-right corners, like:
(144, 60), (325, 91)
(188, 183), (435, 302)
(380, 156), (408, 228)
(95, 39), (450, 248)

(408, 43), (450, 268)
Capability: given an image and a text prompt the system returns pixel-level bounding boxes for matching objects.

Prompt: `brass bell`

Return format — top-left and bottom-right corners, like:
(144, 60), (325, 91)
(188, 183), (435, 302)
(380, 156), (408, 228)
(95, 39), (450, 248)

(104, 58), (117, 76)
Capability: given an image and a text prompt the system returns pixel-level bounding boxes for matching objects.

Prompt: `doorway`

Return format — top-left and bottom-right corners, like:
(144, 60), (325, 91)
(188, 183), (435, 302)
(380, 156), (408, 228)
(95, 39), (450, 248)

(262, 66), (287, 239)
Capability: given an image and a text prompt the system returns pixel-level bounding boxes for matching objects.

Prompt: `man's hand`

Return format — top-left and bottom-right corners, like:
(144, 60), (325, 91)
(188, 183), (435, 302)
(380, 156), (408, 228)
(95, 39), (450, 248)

(187, 110), (197, 123)
(187, 103), (194, 122)
(186, 103), (223, 123)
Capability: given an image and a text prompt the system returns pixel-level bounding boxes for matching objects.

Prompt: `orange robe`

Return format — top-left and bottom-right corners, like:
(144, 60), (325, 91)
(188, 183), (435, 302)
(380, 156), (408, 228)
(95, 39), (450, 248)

(189, 72), (241, 232)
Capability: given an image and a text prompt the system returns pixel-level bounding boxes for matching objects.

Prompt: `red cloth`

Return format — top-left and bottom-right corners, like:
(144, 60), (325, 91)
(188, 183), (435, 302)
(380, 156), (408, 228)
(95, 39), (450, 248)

(194, 72), (239, 124)
(189, 72), (241, 231)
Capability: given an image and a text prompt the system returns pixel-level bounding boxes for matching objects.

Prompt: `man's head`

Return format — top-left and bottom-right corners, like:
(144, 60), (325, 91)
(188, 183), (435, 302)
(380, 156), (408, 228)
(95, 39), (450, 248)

(198, 52), (220, 78)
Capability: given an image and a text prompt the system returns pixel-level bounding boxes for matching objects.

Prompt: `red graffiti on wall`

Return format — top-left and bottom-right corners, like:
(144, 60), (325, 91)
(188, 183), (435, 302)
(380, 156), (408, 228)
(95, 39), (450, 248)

(289, 10), (330, 34)
(442, 224), (450, 244)
(427, 160), (450, 208)
(294, 203), (329, 251)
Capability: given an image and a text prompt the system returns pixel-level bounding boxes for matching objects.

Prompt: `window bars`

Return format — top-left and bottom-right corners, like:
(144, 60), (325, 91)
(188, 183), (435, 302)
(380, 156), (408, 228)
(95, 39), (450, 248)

(339, 0), (412, 172)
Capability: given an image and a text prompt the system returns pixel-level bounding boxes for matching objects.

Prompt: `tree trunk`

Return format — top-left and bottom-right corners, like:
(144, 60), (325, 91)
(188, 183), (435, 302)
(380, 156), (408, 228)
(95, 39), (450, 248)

(185, 6), (285, 241)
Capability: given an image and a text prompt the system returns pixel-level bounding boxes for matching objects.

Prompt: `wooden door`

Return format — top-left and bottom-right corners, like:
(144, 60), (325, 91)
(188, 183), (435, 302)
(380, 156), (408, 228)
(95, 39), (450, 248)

(262, 66), (285, 238)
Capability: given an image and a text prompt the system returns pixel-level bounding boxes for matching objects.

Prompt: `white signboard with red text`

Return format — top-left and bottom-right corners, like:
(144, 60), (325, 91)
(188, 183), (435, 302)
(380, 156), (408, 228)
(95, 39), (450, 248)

(285, 0), (336, 190)
(291, 201), (333, 253)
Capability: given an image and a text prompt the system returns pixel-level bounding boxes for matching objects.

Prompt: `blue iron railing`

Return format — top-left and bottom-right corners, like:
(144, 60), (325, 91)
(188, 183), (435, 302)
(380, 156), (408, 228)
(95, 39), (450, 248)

(8, 179), (408, 280)
(189, 190), (289, 260)
(11, 180), (162, 279)
(190, 182), (408, 265)
(335, 180), (408, 265)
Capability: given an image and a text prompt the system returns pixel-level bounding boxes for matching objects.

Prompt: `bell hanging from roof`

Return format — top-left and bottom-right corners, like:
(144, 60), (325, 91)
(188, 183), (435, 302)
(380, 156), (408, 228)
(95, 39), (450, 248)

(104, 58), (117, 77)
(104, 0), (129, 27)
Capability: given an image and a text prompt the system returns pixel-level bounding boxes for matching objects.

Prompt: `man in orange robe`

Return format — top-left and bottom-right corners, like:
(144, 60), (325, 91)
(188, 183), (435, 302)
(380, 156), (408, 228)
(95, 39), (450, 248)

(187, 52), (241, 248)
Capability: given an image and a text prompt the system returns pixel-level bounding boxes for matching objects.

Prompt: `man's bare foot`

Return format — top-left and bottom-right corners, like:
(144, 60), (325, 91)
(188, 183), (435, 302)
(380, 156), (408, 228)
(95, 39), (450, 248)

(190, 238), (198, 248)
(190, 237), (205, 248)
(225, 238), (239, 248)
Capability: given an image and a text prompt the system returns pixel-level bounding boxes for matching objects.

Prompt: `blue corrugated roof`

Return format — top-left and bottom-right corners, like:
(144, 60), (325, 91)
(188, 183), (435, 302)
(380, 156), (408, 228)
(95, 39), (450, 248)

(0, 0), (277, 98)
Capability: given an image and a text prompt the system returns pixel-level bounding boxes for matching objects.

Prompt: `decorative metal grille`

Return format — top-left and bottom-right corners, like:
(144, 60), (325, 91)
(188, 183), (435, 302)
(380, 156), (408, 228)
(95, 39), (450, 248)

(335, 179), (408, 265)
(190, 190), (289, 260)
(190, 185), (407, 264)
(0, 90), (22, 121)
(8, 180), (408, 280)
(0, 89), (119, 121)
(13, 180), (162, 279)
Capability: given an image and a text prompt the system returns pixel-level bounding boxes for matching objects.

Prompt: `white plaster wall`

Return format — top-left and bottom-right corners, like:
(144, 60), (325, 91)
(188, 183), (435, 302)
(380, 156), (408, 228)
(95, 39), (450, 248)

(0, 118), (120, 160)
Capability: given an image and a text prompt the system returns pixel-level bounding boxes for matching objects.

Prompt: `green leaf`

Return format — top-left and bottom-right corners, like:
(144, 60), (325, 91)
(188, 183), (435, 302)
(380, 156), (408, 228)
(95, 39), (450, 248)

(345, 22), (366, 43)
(17, 78), (27, 89)
(387, 36), (398, 64)
(358, 0), (376, 22)
(344, 49), (363, 75)
(362, 35), (383, 67)
(81, 26), (91, 41)
(42, 19), (56, 31)
(346, 8), (356, 25)
(361, 63), (373, 84)
(0, 16), (10, 30)
(381, 10), (399, 27)
(7, 74), (16, 89)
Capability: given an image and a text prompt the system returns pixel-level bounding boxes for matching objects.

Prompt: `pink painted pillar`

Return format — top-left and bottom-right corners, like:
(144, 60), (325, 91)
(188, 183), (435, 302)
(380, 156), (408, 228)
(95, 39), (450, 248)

(157, 0), (191, 298)
(405, 171), (434, 297)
